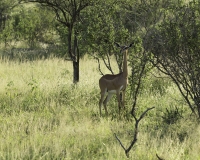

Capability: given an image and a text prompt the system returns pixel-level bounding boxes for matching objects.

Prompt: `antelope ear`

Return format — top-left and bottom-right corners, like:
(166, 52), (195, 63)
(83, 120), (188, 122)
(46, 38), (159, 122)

(129, 43), (134, 47)
(114, 42), (121, 48)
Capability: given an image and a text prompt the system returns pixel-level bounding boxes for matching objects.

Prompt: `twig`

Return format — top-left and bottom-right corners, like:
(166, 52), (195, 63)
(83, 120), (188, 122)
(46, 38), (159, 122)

(100, 52), (114, 74)
(114, 133), (126, 151)
(156, 153), (165, 160)
(89, 53), (104, 75)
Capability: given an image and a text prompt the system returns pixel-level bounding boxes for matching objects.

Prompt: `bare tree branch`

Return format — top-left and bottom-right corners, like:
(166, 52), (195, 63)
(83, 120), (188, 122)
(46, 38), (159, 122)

(156, 153), (165, 160)
(114, 107), (155, 157)
(89, 53), (104, 76)
(99, 51), (114, 75)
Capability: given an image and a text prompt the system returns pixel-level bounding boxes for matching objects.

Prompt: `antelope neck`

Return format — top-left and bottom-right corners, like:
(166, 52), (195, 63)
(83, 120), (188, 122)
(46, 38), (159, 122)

(122, 50), (128, 79)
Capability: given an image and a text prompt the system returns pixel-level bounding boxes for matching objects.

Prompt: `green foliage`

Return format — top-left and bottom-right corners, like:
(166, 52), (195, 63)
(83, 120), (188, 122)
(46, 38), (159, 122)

(54, 24), (68, 57)
(0, 0), (18, 31)
(81, 0), (132, 55)
(12, 5), (56, 48)
(144, 0), (200, 117)
(0, 3), (56, 48)
(162, 105), (183, 125)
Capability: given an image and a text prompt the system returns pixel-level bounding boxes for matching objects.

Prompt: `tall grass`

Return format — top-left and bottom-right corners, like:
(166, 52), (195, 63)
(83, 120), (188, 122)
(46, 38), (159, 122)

(0, 56), (199, 160)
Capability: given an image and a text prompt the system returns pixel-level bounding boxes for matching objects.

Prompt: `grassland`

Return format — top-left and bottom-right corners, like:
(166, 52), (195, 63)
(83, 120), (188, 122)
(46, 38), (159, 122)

(0, 56), (200, 160)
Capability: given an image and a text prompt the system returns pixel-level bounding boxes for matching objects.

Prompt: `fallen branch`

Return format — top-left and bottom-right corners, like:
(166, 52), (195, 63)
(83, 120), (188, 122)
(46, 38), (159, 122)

(114, 107), (155, 157)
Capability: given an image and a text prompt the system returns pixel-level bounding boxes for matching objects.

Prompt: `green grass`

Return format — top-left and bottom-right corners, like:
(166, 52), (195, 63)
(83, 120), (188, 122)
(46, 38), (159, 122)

(0, 56), (200, 160)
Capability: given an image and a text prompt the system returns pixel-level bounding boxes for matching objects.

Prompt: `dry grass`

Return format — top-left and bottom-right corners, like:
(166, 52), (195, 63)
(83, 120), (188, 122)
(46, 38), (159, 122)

(0, 56), (199, 160)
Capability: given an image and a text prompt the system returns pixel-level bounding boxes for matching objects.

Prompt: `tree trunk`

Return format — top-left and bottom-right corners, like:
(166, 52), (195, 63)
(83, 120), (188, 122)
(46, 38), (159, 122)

(73, 61), (79, 83)
(194, 96), (200, 118)
(67, 27), (80, 83)
(72, 32), (80, 83)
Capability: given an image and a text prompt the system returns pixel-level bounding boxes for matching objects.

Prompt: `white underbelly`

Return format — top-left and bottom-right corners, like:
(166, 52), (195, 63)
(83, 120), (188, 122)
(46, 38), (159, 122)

(108, 85), (124, 94)
(108, 90), (117, 94)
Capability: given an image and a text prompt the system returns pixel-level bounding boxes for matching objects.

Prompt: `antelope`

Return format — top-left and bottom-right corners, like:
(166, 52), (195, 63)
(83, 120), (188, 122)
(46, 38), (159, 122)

(99, 42), (133, 116)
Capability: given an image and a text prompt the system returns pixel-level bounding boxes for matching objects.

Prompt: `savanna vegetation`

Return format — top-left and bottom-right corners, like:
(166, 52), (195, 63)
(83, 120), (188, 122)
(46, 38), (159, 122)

(0, 0), (200, 159)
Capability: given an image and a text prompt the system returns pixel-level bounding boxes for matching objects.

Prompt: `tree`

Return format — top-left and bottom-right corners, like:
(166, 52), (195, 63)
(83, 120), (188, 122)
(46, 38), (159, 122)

(81, 0), (132, 75)
(82, 0), (163, 114)
(144, 0), (200, 117)
(0, 0), (21, 47)
(20, 0), (94, 83)
(116, 0), (165, 115)
(0, 0), (20, 31)
(13, 5), (55, 48)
